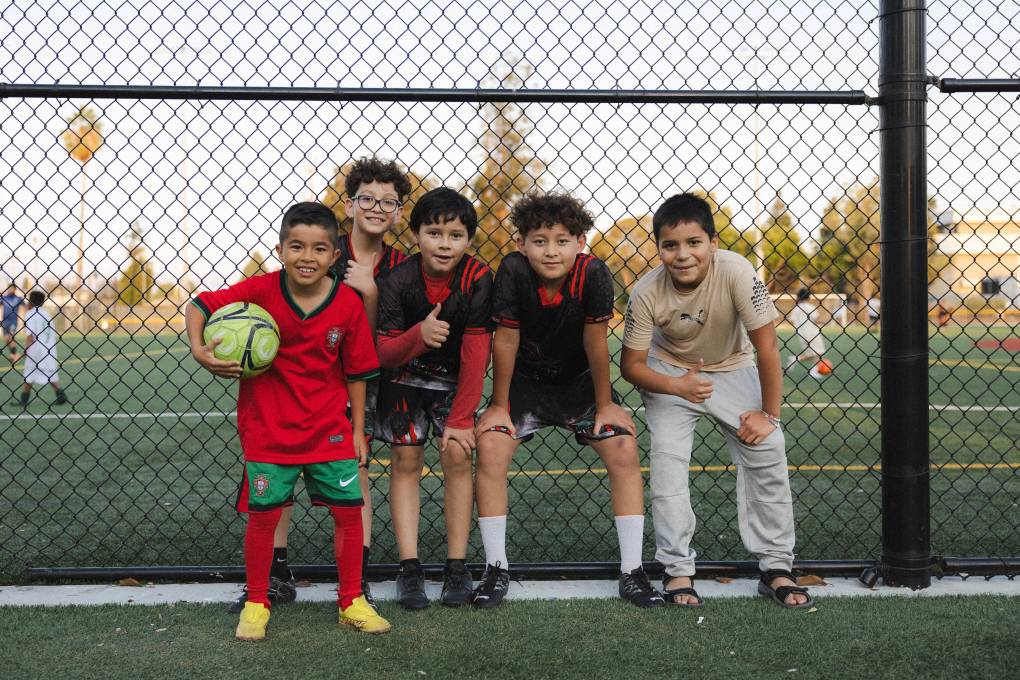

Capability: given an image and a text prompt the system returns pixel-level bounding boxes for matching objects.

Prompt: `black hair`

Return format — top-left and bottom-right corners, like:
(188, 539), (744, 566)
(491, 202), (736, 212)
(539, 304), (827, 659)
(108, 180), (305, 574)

(510, 193), (593, 238)
(279, 202), (340, 248)
(345, 157), (412, 200)
(797, 287), (811, 302)
(409, 187), (478, 238)
(652, 193), (716, 242)
(28, 290), (45, 307)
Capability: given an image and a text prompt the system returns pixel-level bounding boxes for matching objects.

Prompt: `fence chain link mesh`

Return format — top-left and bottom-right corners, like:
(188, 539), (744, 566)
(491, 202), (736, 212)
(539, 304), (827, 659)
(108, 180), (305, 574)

(0, 0), (1017, 580)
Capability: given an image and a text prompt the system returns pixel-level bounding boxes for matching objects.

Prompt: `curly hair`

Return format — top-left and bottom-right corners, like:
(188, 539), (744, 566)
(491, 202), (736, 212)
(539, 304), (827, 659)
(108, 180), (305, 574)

(510, 193), (594, 238)
(344, 157), (412, 200)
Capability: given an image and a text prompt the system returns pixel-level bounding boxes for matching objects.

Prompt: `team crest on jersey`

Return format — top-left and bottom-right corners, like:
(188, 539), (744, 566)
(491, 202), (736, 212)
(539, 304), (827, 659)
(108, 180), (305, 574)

(253, 474), (270, 497)
(325, 326), (343, 350)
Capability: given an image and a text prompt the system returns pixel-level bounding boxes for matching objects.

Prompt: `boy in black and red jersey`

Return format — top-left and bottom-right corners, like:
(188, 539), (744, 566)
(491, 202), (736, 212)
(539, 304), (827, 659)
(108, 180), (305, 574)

(472, 193), (663, 609)
(187, 202), (392, 639)
(374, 187), (493, 609)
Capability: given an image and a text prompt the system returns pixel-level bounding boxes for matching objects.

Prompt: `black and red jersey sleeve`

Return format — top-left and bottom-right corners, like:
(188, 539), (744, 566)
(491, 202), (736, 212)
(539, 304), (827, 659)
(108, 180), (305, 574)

(491, 252), (525, 328)
(581, 257), (615, 324)
(340, 288), (381, 381)
(191, 274), (264, 319)
(376, 263), (408, 339)
(464, 261), (495, 335)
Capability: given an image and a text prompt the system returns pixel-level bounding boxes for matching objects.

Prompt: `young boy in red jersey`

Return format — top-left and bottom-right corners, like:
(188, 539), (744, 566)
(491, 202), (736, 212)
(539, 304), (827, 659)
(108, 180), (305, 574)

(473, 193), (663, 609)
(374, 187), (493, 609)
(226, 158), (412, 614)
(187, 202), (392, 639)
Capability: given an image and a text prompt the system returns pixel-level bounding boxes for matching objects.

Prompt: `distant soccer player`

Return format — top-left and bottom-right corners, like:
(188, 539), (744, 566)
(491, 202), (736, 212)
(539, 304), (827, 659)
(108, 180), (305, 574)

(2, 284), (23, 362)
(473, 193), (663, 609)
(374, 187), (493, 609)
(620, 192), (813, 609)
(785, 287), (830, 378)
(187, 201), (391, 640)
(13, 290), (67, 408)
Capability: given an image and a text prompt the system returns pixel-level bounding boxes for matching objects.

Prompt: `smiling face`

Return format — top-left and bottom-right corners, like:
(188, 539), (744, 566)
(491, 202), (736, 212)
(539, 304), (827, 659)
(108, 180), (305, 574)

(275, 223), (341, 292)
(657, 220), (718, 291)
(345, 181), (402, 238)
(517, 223), (586, 284)
(416, 217), (471, 277)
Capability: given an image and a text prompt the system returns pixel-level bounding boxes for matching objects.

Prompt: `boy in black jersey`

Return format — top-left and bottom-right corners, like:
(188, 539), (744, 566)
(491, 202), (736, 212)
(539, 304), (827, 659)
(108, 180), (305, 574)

(375, 187), (494, 609)
(473, 193), (663, 609)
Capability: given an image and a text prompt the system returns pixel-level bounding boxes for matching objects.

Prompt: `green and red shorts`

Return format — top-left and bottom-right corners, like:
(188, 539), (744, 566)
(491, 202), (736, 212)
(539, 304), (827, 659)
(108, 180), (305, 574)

(235, 459), (363, 513)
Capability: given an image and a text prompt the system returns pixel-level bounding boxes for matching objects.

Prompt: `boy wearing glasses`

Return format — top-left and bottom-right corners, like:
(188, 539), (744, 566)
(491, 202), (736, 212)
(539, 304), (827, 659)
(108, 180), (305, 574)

(228, 157), (411, 613)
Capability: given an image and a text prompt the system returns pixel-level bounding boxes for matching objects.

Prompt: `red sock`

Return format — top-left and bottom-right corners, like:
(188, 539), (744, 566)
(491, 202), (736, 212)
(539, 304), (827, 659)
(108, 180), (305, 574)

(244, 507), (282, 606)
(331, 506), (364, 608)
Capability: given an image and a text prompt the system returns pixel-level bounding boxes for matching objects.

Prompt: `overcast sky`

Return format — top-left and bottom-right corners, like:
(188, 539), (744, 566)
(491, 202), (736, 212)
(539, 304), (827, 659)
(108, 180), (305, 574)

(1, 0), (1017, 288)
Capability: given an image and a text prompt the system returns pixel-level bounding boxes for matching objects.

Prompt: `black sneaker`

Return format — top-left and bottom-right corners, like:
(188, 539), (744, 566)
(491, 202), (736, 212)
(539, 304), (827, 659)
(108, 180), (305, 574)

(440, 560), (473, 607)
(226, 572), (298, 614)
(471, 563), (510, 609)
(619, 567), (665, 608)
(395, 560), (429, 610)
(54, 392), (68, 406)
(361, 576), (376, 608)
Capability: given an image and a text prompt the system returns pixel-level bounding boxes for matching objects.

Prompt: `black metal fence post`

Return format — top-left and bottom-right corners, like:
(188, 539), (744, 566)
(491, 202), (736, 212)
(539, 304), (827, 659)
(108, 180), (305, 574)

(878, 0), (932, 589)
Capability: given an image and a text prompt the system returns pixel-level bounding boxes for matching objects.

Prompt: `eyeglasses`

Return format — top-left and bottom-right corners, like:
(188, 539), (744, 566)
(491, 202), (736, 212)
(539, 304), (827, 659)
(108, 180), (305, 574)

(352, 195), (402, 213)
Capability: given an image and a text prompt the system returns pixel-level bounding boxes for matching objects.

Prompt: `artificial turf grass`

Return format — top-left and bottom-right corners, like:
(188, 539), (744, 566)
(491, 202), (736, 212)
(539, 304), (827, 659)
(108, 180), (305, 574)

(3, 595), (1019, 680)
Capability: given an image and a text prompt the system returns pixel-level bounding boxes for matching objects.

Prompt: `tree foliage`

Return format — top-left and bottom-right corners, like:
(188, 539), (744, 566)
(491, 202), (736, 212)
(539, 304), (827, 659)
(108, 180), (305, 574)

(238, 249), (270, 281)
(117, 222), (155, 306)
(758, 193), (811, 293)
(61, 106), (104, 165)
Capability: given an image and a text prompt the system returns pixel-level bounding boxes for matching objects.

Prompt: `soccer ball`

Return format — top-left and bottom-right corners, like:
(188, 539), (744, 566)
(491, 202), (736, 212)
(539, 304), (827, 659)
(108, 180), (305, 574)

(815, 358), (834, 376)
(203, 302), (280, 378)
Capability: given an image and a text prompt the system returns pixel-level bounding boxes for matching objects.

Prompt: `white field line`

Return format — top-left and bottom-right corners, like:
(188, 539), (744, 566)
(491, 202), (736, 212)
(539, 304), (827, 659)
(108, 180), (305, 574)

(0, 402), (1018, 422)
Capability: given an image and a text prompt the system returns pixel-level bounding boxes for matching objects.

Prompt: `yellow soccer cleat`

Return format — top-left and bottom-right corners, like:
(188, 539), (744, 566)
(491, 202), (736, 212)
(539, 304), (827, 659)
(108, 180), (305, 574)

(235, 601), (270, 641)
(340, 595), (392, 634)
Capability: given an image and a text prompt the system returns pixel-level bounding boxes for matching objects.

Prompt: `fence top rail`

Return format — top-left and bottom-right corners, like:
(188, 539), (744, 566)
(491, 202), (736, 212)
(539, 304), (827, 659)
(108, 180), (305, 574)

(934, 78), (1020, 93)
(0, 83), (872, 106)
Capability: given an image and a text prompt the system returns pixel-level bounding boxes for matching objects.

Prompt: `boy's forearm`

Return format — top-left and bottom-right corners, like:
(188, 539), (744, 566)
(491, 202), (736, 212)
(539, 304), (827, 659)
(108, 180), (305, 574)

(582, 322), (614, 408)
(446, 332), (491, 428)
(749, 324), (783, 417)
(362, 290), (378, 332)
(490, 326), (519, 408)
(348, 379), (367, 434)
(185, 303), (207, 353)
(376, 323), (427, 368)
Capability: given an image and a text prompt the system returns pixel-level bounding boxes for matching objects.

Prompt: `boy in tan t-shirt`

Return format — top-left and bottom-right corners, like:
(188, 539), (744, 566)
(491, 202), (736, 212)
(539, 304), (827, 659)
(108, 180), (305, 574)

(621, 192), (813, 609)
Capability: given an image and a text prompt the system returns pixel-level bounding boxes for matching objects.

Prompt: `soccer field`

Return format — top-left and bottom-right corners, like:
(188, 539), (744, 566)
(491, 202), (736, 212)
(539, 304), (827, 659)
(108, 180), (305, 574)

(1, 324), (1018, 582)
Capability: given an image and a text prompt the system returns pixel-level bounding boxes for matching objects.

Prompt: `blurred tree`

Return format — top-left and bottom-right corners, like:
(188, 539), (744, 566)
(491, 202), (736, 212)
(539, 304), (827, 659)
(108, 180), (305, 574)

(61, 106), (105, 301)
(239, 249), (270, 281)
(117, 222), (155, 306)
(758, 192), (811, 293)
(465, 57), (546, 268)
(589, 215), (657, 314)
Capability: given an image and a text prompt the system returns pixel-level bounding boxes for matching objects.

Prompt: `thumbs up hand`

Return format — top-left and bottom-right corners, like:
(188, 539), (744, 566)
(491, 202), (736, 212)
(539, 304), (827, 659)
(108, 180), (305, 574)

(671, 358), (714, 403)
(420, 302), (450, 348)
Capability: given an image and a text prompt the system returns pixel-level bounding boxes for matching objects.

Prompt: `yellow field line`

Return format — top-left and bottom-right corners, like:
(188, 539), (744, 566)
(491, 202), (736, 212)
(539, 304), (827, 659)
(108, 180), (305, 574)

(930, 357), (1020, 373)
(0, 346), (191, 374)
(366, 461), (1020, 479)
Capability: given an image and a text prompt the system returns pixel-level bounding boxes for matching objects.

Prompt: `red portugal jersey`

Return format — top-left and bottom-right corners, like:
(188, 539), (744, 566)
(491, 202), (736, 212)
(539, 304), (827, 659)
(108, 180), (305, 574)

(193, 271), (380, 464)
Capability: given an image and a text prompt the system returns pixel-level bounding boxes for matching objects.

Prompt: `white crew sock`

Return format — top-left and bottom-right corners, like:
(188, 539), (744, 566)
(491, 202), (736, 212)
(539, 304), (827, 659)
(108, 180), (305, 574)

(478, 515), (509, 570)
(615, 515), (645, 573)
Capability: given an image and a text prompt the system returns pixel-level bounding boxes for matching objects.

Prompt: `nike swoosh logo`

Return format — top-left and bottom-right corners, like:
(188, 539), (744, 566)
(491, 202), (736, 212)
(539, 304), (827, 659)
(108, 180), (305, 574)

(338, 475), (357, 487)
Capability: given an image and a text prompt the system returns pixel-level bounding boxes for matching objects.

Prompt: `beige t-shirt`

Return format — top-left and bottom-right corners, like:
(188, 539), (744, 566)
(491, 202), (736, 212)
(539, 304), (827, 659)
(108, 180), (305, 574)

(623, 249), (779, 371)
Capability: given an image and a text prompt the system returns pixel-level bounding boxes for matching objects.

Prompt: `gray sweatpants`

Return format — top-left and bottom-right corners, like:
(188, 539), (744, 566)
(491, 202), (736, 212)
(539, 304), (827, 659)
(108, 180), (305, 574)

(642, 356), (796, 577)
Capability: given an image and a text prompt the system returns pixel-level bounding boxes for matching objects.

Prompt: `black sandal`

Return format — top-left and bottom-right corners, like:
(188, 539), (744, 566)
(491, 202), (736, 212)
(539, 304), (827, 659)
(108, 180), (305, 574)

(662, 576), (704, 607)
(758, 569), (815, 609)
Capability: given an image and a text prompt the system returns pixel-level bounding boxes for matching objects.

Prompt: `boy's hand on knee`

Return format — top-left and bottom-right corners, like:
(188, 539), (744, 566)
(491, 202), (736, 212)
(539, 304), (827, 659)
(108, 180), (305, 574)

(670, 359), (713, 403)
(594, 403), (635, 436)
(736, 410), (776, 445)
(191, 337), (242, 379)
(475, 405), (515, 438)
(441, 427), (475, 455)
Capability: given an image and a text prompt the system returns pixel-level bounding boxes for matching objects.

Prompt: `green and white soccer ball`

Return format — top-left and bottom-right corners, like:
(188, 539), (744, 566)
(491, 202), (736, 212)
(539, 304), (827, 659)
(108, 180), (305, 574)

(203, 302), (280, 379)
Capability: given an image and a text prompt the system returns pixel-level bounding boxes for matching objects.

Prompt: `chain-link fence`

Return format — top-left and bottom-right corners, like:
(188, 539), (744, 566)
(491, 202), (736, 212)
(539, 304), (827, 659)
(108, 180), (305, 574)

(1, 0), (1018, 582)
